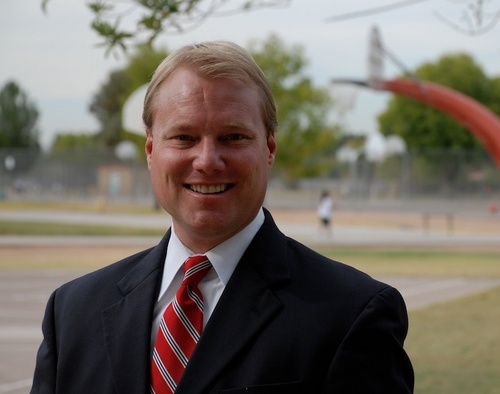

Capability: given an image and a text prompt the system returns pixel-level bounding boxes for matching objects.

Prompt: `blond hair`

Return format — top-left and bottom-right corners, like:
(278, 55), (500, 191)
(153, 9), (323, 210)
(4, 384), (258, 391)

(142, 41), (277, 136)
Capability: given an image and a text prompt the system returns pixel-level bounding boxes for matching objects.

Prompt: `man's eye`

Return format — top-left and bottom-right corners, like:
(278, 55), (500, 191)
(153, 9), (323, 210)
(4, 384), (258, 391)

(177, 135), (193, 141)
(225, 134), (244, 141)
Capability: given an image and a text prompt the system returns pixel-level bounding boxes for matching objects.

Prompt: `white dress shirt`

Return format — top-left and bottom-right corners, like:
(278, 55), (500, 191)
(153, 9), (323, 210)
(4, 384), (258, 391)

(150, 208), (265, 349)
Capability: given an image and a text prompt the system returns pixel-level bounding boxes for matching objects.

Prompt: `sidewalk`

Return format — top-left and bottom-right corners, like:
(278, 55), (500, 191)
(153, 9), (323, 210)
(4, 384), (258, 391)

(0, 208), (499, 248)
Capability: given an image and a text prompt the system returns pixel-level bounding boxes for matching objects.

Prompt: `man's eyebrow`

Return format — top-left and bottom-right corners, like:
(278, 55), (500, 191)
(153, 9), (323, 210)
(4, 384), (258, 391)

(222, 122), (248, 129)
(163, 122), (196, 132)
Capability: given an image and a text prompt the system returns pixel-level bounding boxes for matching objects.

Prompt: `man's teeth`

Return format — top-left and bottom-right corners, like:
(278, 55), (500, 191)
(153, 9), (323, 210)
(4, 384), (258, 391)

(190, 185), (227, 194)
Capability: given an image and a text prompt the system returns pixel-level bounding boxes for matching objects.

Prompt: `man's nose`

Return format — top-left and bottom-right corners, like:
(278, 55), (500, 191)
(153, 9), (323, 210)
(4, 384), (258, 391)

(192, 139), (225, 172)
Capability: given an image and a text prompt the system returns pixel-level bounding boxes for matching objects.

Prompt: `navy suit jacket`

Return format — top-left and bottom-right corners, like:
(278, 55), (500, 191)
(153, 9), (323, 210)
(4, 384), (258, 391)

(31, 209), (414, 393)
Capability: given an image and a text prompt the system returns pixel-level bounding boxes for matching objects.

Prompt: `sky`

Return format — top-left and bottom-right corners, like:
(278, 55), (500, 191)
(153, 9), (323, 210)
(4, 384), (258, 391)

(1, 0), (499, 149)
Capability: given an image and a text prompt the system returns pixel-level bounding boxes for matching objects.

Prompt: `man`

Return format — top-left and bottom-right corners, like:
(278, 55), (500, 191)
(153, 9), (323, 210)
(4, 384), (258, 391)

(31, 41), (414, 393)
(318, 190), (334, 238)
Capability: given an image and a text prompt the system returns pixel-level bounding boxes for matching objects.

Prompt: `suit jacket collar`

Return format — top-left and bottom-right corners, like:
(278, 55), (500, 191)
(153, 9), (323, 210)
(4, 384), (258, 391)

(101, 230), (171, 394)
(175, 209), (291, 393)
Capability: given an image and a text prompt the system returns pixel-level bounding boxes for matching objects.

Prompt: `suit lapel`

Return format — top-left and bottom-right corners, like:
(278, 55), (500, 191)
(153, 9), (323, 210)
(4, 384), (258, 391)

(175, 211), (290, 393)
(101, 232), (170, 394)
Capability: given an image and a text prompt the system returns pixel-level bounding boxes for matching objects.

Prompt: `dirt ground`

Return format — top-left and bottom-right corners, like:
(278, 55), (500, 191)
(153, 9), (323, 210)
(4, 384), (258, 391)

(272, 208), (500, 235)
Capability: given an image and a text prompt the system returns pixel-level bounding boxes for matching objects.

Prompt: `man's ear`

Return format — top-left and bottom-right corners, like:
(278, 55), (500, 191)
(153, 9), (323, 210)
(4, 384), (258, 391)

(145, 128), (153, 170)
(267, 130), (277, 167)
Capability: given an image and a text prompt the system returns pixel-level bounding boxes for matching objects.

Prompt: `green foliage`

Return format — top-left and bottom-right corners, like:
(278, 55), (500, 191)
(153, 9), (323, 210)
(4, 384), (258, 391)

(49, 133), (107, 160)
(91, 19), (134, 55)
(42, 0), (289, 56)
(0, 81), (40, 149)
(88, 45), (167, 153)
(0, 220), (163, 236)
(50, 133), (98, 152)
(487, 76), (500, 116)
(89, 69), (130, 147)
(0, 81), (41, 175)
(249, 34), (339, 183)
(125, 45), (168, 91)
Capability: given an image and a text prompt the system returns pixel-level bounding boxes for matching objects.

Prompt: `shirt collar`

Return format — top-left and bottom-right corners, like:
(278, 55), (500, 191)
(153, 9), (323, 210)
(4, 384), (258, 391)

(164, 208), (265, 286)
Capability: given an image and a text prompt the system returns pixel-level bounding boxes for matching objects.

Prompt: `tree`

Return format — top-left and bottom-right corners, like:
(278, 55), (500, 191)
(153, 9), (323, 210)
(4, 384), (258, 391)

(249, 34), (340, 183)
(488, 76), (500, 116)
(378, 53), (499, 190)
(89, 69), (130, 147)
(89, 45), (168, 150)
(49, 133), (107, 160)
(0, 81), (41, 179)
(42, 0), (290, 56)
(0, 81), (40, 149)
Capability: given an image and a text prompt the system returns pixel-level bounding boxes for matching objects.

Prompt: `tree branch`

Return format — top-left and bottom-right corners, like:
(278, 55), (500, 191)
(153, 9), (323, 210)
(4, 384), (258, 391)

(325, 0), (431, 23)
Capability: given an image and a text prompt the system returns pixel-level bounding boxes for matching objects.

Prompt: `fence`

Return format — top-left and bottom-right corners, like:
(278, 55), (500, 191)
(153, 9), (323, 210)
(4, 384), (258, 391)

(1, 147), (499, 211)
(0, 148), (153, 205)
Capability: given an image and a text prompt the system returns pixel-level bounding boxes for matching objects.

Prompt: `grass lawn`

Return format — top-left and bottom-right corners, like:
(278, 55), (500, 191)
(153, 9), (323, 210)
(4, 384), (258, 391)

(316, 247), (500, 278)
(0, 220), (164, 237)
(0, 200), (156, 214)
(406, 287), (500, 394)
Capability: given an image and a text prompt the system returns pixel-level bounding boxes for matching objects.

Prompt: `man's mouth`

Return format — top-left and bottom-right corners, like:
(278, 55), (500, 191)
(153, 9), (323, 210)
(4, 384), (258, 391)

(188, 184), (231, 194)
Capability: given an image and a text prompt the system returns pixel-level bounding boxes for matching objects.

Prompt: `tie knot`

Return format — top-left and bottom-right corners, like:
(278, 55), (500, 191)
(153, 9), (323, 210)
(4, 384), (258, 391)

(183, 255), (212, 286)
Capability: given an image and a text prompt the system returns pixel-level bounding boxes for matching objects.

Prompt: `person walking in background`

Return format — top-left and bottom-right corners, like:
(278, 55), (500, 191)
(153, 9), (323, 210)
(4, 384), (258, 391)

(318, 190), (334, 239)
(31, 41), (413, 393)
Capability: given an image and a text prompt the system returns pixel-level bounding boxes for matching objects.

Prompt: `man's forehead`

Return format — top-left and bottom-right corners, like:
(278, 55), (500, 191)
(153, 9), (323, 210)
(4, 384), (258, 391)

(159, 69), (259, 104)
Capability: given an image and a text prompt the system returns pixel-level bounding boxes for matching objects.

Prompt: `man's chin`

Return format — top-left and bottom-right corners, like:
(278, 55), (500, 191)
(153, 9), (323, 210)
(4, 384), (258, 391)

(191, 213), (232, 232)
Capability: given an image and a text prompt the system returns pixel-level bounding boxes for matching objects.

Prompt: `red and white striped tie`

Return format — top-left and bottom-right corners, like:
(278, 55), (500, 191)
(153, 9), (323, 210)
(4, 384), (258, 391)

(151, 255), (212, 393)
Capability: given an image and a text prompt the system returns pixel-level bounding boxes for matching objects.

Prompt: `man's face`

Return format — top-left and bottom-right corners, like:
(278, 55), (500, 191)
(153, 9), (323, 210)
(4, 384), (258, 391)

(146, 68), (276, 253)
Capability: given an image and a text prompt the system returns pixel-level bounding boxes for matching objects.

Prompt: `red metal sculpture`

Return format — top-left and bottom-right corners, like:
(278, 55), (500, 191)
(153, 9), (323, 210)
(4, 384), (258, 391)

(376, 78), (500, 172)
